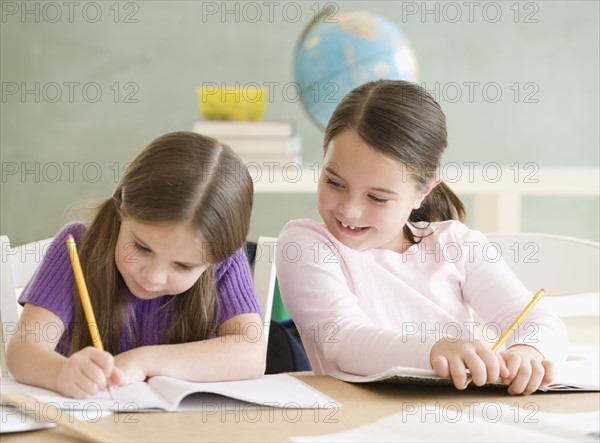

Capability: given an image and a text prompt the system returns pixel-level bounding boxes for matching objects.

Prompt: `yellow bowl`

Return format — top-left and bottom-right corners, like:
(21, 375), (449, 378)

(197, 85), (267, 121)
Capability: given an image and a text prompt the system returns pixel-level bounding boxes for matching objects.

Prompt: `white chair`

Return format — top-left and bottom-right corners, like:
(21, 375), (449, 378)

(249, 236), (278, 348)
(485, 232), (599, 297)
(485, 232), (600, 357)
(1, 235), (53, 378)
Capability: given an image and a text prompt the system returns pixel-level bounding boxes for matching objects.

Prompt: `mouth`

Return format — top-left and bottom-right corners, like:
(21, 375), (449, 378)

(336, 219), (369, 236)
(132, 279), (162, 297)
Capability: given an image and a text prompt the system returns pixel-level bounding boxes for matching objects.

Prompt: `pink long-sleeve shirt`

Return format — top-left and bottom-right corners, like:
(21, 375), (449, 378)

(275, 219), (569, 375)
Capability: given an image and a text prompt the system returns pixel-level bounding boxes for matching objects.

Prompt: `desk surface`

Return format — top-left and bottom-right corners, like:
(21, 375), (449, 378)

(3, 375), (599, 442)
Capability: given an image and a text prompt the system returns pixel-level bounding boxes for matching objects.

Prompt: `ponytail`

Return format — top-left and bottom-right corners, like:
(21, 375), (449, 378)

(403, 181), (466, 245)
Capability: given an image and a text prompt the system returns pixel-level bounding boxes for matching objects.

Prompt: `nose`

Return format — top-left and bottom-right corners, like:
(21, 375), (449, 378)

(141, 260), (167, 288)
(338, 194), (362, 220)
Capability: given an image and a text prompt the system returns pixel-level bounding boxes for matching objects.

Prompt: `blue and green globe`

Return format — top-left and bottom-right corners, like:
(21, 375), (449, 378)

(295, 10), (418, 129)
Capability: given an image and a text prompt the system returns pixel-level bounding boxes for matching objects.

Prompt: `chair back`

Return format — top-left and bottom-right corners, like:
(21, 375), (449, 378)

(247, 236), (278, 347)
(485, 232), (599, 297)
(1, 235), (52, 378)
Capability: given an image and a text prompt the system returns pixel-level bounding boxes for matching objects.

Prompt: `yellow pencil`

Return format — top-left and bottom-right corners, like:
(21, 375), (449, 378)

(492, 288), (545, 352)
(66, 234), (114, 399)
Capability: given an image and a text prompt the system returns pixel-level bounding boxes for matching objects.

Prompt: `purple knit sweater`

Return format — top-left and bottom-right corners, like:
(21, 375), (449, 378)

(18, 222), (260, 355)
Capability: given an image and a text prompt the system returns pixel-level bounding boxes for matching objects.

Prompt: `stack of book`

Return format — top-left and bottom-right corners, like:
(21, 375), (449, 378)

(192, 120), (302, 167)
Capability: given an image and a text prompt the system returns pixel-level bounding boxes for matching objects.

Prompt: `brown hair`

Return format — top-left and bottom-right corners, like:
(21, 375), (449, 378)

(323, 80), (466, 244)
(70, 132), (253, 354)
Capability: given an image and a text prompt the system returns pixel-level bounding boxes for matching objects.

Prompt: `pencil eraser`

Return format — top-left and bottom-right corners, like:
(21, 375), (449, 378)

(66, 234), (74, 241)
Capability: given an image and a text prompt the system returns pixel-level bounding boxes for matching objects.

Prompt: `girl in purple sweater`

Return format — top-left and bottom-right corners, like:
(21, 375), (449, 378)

(8, 132), (265, 398)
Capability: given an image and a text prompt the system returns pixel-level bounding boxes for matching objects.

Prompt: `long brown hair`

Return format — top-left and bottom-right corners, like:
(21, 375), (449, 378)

(323, 80), (466, 244)
(70, 132), (253, 354)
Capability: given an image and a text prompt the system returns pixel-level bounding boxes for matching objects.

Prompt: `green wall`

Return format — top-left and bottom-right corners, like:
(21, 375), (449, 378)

(1, 0), (598, 244)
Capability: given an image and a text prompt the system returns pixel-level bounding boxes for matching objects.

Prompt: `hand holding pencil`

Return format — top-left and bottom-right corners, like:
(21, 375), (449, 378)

(494, 288), (557, 394)
(431, 288), (549, 395)
(461, 289), (546, 390)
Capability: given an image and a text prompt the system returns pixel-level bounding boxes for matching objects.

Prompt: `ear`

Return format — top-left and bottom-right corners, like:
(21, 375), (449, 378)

(413, 177), (442, 210)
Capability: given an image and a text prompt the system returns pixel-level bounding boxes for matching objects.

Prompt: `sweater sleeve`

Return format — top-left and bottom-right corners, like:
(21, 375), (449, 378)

(18, 222), (87, 327)
(215, 248), (260, 325)
(457, 227), (569, 362)
(276, 220), (441, 375)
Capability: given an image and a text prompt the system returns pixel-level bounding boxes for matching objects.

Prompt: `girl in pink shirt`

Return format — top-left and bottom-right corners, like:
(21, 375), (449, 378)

(276, 80), (568, 395)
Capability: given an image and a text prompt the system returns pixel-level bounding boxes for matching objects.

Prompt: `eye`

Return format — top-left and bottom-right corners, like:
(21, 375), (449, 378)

(132, 242), (151, 253)
(325, 175), (344, 189)
(368, 194), (389, 204)
(176, 263), (193, 272)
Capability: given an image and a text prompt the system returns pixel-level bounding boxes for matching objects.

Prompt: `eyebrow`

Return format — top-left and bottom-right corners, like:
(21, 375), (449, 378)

(130, 233), (203, 267)
(324, 166), (399, 196)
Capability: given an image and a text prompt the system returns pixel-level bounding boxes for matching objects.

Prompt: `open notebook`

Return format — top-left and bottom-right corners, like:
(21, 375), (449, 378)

(0, 373), (339, 412)
(329, 359), (600, 392)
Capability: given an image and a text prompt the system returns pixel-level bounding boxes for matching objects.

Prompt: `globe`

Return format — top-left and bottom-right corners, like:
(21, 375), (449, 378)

(295, 10), (418, 129)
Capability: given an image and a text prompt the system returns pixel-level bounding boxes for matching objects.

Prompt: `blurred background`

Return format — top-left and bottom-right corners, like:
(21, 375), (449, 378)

(1, 0), (598, 244)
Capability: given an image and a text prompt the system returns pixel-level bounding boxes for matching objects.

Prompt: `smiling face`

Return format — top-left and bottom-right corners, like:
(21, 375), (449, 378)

(114, 218), (210, 300)
(317, 130), (437, 253)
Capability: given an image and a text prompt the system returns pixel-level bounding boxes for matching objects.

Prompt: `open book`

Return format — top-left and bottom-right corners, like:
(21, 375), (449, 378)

(0, 373), (339, 412)
(329, 359), (600, 392)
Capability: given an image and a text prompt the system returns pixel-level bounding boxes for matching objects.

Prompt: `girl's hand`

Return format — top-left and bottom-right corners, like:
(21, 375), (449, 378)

(430, 338), (509, 390)
(500, 344), (555, 395)
(55, 347), (115, 399)
(113, 348), (148, 386)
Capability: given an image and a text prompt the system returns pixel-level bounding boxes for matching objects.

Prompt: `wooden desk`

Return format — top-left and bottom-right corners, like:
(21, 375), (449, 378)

(3, 375), (599, 442)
